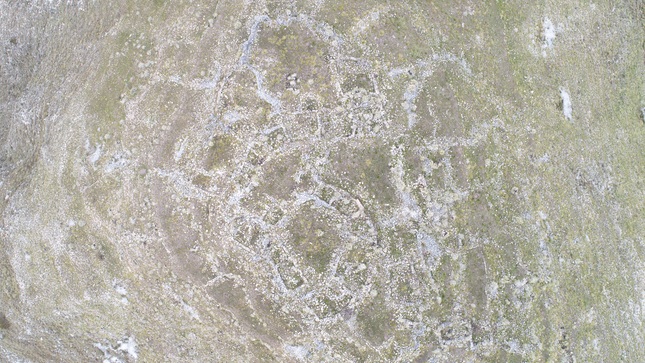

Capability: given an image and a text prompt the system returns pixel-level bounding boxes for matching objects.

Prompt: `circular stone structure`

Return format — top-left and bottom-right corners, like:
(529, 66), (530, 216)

(1, 1), (644, 362)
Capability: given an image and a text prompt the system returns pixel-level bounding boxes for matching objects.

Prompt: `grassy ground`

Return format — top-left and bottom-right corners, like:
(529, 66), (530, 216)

(0, 0), (644, 361)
